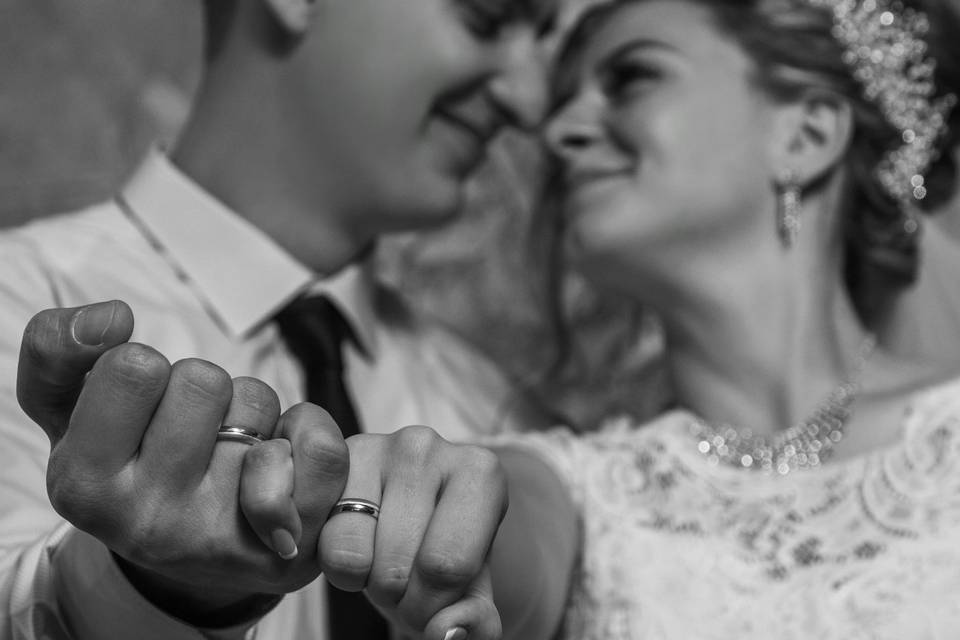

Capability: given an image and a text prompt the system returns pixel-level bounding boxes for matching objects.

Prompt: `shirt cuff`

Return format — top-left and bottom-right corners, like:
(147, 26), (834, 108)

(53, 529), (269, 640)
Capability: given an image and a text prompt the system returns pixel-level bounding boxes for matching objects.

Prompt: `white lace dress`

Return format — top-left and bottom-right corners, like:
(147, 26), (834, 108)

(503, 378), (960, 639)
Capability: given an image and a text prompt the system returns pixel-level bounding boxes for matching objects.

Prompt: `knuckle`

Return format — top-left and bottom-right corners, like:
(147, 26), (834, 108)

(344, 432), (377, 454)
(464, 446), (508, 500)
(169, 358), (233, 405)
(299, 432), (350, 478)
(368, 561), (412, 605)
(230, 377), (281, 420)
(94, 344), (170, 399)
(462, 445), (503, 478)
(281, 403), (342, 443)
(416, 548), (478, 591)
(397, 425), (443, 448)
(20, 311), (63, 366)
(323, 545), (373, 580)
(244, 440), (290, 470)
(45, 457), (115, 534)
(393, 425), (444, 463)
(343, 433), (379, 464)
(285, 402), (335, 428)
(46, 474), (92, 528)
(291, 414), (348, 469)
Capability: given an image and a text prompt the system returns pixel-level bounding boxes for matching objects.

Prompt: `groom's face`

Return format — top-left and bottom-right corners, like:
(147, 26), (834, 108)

(288, 0), (558, 234)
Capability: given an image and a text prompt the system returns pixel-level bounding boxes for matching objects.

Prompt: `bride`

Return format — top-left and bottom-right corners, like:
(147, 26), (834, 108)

(455, 0), (960, 638)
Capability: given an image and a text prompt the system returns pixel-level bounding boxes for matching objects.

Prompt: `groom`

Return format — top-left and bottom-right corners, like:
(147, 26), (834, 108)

(0, 0), (557, 638)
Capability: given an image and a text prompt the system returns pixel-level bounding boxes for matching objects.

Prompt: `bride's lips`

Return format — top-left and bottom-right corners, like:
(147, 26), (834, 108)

(563, 165), (633, 192)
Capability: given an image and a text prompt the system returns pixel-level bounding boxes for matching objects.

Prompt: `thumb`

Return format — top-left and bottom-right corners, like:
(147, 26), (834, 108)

(17, 300), (134, 441)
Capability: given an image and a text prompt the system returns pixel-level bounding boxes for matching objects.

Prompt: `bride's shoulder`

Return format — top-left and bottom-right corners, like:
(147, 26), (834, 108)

(860, 351), (960, 427)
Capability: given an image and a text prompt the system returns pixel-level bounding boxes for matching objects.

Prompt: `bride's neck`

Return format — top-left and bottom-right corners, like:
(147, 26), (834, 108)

(645, 236), (868, 437)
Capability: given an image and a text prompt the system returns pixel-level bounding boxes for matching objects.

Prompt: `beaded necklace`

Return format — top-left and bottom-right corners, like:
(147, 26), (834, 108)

(691, 335), (877, 475)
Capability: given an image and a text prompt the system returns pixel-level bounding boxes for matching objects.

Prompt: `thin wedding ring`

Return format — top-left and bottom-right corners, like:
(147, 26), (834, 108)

(216, 426), (268, 446)
(330, 499), (381, 521)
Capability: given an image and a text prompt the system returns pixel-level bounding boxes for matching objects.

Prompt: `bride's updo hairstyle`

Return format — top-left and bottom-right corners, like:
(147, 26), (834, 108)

(550, 0), (960, 323)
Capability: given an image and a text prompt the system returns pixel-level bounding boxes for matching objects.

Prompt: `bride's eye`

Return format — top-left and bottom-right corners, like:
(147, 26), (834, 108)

(602, 58), (663, 101)
(457, 0), (511, 39)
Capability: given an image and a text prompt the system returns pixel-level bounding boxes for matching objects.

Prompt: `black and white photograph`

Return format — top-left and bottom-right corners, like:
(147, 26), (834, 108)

(1, 0), (959, 638)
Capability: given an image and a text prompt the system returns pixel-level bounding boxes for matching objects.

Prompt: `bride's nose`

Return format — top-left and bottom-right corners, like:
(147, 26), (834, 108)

(543, 91), (605, 160)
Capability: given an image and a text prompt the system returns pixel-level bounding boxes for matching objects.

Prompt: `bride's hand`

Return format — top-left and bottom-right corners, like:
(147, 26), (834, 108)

(321, 427), (508, 640)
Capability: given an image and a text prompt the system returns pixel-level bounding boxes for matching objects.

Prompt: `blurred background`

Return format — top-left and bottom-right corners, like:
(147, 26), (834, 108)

(0, 0), (667, 428)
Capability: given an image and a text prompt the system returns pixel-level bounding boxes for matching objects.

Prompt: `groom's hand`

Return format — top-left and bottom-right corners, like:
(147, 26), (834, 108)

(17, 301), (349, 625)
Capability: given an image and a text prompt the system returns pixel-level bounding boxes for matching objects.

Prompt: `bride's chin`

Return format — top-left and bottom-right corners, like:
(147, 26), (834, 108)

(564, 216), (626, 263)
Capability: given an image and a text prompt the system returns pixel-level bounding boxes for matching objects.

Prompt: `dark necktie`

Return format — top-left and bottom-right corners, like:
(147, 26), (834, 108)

(275, 296), (390, 640)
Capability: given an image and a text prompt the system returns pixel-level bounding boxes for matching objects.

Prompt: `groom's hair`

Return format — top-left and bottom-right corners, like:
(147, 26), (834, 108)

(201, 0), (239, 60)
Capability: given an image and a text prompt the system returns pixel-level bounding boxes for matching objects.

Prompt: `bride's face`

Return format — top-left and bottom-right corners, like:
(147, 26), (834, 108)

(544, 0), (782, 286)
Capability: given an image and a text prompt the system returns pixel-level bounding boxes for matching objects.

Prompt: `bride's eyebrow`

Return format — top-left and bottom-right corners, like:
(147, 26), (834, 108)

(595, 38), (680, 72)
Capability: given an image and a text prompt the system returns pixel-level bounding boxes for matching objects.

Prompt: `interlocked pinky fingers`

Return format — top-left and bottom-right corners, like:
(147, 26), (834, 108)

(240, 439), (302, 560)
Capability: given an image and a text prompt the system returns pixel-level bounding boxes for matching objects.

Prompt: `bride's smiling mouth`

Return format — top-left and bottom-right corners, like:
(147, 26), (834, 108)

(563, 165), (634, 193)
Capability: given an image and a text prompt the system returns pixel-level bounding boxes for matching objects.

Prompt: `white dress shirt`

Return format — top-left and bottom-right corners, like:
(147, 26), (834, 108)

(0, 151), (525, 640)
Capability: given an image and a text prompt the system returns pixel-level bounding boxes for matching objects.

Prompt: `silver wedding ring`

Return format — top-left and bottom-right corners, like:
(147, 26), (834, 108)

(330, 498), (381, 521)
(216, 426), (268, 446)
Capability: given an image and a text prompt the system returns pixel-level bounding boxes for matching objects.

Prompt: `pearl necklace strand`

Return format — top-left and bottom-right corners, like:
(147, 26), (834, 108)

(691, 335), (877, 475)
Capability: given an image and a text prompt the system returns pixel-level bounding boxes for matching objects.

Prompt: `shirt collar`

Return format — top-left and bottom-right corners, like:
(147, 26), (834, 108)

(119, 150), (380, 357)
(305, 262), (381, 359)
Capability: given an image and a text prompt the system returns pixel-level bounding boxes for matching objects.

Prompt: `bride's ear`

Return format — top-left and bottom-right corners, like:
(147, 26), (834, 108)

(769, 90), (854, 188)
(261, 0), (317, 37)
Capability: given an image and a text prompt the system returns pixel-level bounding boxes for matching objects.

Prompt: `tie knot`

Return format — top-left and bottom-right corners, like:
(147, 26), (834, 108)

(275, 296), (355, 371)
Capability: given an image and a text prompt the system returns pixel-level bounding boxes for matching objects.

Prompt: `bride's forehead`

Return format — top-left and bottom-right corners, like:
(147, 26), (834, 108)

(574, 1), (728, 60)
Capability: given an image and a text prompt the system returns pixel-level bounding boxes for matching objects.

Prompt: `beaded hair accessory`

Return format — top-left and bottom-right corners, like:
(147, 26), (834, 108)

(807, 0), (957, 212)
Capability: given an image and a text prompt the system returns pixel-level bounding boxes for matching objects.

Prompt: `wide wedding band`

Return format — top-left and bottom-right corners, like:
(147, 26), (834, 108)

(330, 499), (381, 520)
(216, 426), (268, 446)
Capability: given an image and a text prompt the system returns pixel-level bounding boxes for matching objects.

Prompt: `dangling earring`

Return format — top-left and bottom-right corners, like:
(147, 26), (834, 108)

(902, 208), (921, 237)
(776, 169), (802, 248)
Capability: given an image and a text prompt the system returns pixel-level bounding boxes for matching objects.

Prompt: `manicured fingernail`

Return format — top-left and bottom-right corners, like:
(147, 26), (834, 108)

(71, 301), (119, 346)
(443, 628), (468, 640)
(271, 529), (298, 560)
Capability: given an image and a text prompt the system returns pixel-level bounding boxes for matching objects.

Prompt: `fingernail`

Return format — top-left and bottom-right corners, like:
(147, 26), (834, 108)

(443, 628), (468, 640)
(271, 529), (298, 560)
(71, 301), (119, 346)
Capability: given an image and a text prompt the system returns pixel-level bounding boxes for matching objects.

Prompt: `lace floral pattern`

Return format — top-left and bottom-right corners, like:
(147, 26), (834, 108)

(505, 377), (960, 639)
